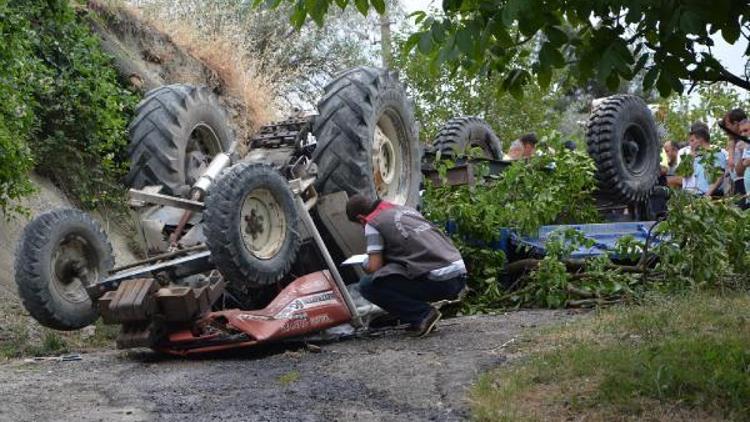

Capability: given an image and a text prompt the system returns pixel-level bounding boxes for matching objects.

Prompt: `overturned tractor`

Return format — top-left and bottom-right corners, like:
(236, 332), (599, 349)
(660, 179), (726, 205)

(15, 67), (421, 352)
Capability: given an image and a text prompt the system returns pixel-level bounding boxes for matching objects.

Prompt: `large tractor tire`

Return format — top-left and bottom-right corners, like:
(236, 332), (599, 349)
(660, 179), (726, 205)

(432, 116), (503, 160)
(203, 163), (301, 305)
(312, 67), (421, 207)
(586, 95), (660, 203)
(125, 84), (234, 196)
(14, 209), (113, 330)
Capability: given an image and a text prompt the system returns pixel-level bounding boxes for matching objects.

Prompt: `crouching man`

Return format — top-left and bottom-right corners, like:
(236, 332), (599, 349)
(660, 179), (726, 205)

(345, 194), (467, 337)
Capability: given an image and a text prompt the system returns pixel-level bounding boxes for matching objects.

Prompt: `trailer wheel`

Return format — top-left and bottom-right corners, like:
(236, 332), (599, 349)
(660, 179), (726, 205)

(586, 95), (660, 203)
(125, 84), (234, 196)
(14, 209), (113, 330)
(312, 67), (421, 207)
(432, 116), (503, 160)
(203, 163), (301, 304)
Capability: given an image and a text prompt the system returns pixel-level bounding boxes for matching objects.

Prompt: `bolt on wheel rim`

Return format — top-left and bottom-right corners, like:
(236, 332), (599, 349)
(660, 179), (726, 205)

(51, 235), (98, 304)
(372, 112), (409, 204)
(240, 188), (287, 260)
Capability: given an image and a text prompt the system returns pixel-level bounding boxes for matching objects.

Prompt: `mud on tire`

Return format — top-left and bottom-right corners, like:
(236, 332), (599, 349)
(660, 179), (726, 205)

(432, 116), (503, 160)
(586, 95), (660, 203)
(125, 84), (234, 196)
(14, 209), (113, 330)
(203, 163), (301, 305)
(312, 67), (421, 207)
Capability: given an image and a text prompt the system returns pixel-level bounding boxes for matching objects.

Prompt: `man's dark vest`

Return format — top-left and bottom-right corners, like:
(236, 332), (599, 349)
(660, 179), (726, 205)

(365, 201), (462, 280)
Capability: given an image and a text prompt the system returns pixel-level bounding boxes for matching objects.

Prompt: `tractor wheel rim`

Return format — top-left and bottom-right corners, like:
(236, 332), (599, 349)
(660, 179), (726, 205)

(185, 123), (223, 187)
(51, 235), (98, 304)
(240, 188), (287, 260)
(373, 111), (409, 204)
(622, 124), (648, 176)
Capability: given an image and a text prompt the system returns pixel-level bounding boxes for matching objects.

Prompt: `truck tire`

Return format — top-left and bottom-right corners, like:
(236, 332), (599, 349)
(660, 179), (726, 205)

(14, 209), (113, 330)
(125, 84), (234, 196)
(203, 163), (301, 304)
(312, 67), (421, 207)
(586, 95), (660, 203)
(432, 116), (503, 160)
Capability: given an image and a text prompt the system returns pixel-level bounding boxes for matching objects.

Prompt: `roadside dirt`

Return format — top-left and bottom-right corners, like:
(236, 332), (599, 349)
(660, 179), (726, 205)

(0, 310), (580, 421)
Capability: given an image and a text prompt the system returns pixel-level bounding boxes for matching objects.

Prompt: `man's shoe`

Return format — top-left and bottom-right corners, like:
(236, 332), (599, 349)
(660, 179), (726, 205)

(407, 308), (442, 337)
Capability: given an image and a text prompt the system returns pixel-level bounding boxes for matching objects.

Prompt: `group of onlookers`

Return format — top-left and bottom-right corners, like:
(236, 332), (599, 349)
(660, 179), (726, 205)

(660, 108), (750, 207)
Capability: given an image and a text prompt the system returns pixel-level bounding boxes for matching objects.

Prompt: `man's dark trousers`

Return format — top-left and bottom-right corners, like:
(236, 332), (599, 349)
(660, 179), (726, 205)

(359, 274), (466, 324)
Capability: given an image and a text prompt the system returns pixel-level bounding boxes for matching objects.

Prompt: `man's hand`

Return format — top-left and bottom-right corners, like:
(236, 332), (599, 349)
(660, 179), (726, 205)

(364, 253), (383, 273)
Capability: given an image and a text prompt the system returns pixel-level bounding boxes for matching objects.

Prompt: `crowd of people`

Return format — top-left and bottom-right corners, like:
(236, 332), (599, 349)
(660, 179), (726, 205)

(660, 108), (750, 207)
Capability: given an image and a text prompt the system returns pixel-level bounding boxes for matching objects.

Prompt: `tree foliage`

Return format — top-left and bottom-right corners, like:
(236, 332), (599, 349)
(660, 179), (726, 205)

(0, 0), (136, 214)
(270, 0), (750, 97)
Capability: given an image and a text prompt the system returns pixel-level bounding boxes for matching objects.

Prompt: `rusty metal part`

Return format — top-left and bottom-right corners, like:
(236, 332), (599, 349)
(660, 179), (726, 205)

(157, 271), (351, 355)
(294, 195), (362, 328)
(117, 322), (164, 349)
(89, 250), (212, 297)
(98, 278), (158, 324)
(249, 117), (313, 149)
(169, 190), (203, 247)
(129, 188), (204, 212)
(109, 245), (207, 273)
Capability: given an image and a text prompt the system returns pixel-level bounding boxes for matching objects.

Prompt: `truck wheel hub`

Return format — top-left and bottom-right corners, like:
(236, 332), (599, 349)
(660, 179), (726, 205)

(51, 235), (97, 303)
(240, 188), (286, 260)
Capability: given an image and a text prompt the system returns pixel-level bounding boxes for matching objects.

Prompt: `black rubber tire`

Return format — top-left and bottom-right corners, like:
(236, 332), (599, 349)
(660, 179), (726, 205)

(125, 84), (234, 195)
(432, 116), (503, 160)
(203, 163), (301, 305)
(14, 209), (113, 331)
(586, 95), (660, 203)
(312, 67), (421, 207)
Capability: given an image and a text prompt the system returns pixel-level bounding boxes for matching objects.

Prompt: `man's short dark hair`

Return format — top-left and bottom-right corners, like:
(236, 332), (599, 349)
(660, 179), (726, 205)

(346, 194), (380, 222)
(520, 133), (538, 146)
(728, 108), (747, 124)
(689, 122), (710, 143)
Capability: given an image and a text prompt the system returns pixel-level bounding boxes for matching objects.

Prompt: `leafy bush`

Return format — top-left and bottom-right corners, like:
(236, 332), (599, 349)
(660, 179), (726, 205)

(0, 0), (137, 214)
(0, 1), (41, 214)
(425, 138), (750, 312)
(423, 135), (600, 312)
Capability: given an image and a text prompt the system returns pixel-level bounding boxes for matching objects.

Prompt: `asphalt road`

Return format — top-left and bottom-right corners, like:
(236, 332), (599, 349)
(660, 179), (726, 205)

(0, 311), (577, 422)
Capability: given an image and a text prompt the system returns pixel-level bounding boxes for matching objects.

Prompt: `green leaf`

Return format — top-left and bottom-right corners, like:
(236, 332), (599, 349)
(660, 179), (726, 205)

(539, 42), (565, 68)
(442, 0), (463, 12)
(643, 66), (658, 90)
(371, 0), (386, 14)
(418, 31), (434, 54)
(721, 23), (740, 44)
(334, 0), (348, 8)
(537, 67), (552, 89)
(656, 71), (672, 97)
(408, 10), (427, 24)
(545, 25), (568, 46)
(404, 32), (422, 52)
(291, 2), (307, 28)
(502, 0), (525, 26)
(456, 27), (472, 54)
(354, 0), (369, 16)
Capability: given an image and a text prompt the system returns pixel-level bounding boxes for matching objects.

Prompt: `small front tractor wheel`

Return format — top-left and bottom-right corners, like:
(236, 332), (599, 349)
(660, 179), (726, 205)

(203, 163), (301, 306)
(14, 209), (113, 330)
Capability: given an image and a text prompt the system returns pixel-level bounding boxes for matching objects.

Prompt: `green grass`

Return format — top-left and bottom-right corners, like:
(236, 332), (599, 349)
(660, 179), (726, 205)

(277, 370), (301, 386)
(0, 318), (119, 359)
(471, 292), (750, 421)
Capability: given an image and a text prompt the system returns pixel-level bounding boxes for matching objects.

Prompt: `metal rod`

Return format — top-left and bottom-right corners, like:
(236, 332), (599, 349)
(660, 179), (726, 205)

(294, 196), (362, 328)
(110, 244), (208, 273)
